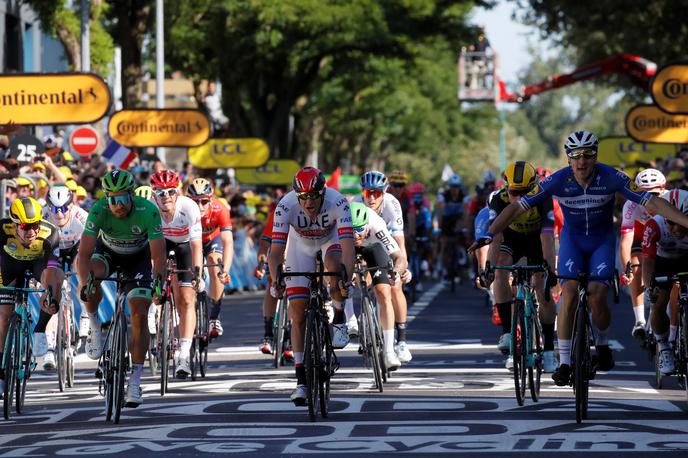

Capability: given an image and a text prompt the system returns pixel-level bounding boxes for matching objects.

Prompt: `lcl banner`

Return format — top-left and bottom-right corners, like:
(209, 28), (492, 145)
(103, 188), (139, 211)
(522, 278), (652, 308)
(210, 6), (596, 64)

(598, 136), (676, 176)
(235, 159), (300, 185)
(651, 63), (688, 114)
(625, 104), (688, 144)
(188, 138), (269, 169)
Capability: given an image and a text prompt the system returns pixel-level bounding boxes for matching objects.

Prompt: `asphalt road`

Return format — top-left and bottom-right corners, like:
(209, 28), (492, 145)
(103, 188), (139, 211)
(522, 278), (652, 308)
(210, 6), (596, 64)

(2, 280), (688, 457)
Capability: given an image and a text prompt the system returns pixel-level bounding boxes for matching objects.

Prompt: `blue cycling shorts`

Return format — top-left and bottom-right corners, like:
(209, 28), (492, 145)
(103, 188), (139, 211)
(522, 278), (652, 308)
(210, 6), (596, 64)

(474, 206), (491, 239)
(557, 227), (615, 284)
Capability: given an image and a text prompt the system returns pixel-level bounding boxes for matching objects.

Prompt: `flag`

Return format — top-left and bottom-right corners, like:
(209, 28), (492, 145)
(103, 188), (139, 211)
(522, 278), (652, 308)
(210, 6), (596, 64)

(326, 167), (341, 191)
(102, 139), (136, 170)
(441, 163), (455, 182)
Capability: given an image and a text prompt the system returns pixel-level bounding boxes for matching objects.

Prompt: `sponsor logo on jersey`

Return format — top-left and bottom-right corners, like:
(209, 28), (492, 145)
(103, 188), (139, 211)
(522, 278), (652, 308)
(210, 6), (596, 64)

(131, 225), (142, 234)
(86, 221), (96, 230)
(8, 242), (17, 251)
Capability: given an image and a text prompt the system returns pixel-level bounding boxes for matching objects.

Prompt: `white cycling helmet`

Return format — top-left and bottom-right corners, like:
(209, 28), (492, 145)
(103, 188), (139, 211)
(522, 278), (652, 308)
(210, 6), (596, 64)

(665, 189), (688, 214)
(47, 185), (73, 208)
(564, 130), (599, 155)
(635, 168), (666, 190)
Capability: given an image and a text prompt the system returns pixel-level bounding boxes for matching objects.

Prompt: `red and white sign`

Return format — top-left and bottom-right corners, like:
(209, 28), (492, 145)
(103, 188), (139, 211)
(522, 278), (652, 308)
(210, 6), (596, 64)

(69, 126), (99, 157)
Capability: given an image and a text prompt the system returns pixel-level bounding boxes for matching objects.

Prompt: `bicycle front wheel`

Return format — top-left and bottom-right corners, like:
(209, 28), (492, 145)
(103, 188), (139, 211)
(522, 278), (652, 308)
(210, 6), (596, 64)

(319, 319), (333, 418)
(511, 303), (526, 406)
(113, 311), (129, 423)
(274, 299), (287, 369)
(159, 300), (172, 396)
(573, 307), (590, 423)
(3, 315), (19, 420)
(16, 322), (32, 414)
(528, 315), (543, 402)
(304, 308), (320, 422)
(363, 297), (383, 392)
(57, 309), (67, 392)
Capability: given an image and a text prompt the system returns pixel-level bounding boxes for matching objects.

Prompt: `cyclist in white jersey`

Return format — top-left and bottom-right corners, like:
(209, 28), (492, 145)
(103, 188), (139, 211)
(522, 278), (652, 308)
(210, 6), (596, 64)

(354, 171), (413, 364)
(150, 170), (204, 379)
(642, 189), (688, 375)
(268, 166), (355, 406)
(619, 169), (667, 339)
(37, 185), (88, 370)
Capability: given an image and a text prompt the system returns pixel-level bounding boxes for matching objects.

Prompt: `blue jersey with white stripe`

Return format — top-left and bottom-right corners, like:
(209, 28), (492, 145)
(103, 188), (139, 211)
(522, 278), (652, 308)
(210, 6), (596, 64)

(519, 163), (650, 236)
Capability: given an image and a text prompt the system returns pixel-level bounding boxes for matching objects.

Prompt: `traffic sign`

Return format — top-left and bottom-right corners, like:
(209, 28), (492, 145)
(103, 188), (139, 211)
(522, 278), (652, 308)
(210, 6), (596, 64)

(6, 134), (45, 164)
(69, 126), (99, 157)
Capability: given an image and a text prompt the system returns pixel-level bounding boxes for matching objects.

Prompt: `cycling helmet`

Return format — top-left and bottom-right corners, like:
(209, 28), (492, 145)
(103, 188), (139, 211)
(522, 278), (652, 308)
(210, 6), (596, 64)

(503, 161), (537, 190)
(188, 178), (214, 198)
(292, 166), (326, 194)
(101, 169), (135, 193)
(666, 189), (688, 214)
(447, 174), (463, 188)
(483, 170), (497, 184)
(47, 185), (74, 208)
(388, 170), (409, 185)
(134, 185), (154, 200)
(360, 171), (388, 191)
(564, 130), (599, 155)
(150, 169), (181, 189)
(350, 202), (370, 229)
(635, 168), (666, 189)
(408, 182), (426, 194)
(10, 197), (42, 224)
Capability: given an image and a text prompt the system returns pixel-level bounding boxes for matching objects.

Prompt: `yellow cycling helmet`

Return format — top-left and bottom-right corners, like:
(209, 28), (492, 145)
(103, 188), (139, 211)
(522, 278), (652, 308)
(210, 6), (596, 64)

(76, 185), (88, 198)
(134, 185), (154, 200)
(503, 161), (537, 190)
(388, 170), (409, 185)
(10, 197), (42, 224)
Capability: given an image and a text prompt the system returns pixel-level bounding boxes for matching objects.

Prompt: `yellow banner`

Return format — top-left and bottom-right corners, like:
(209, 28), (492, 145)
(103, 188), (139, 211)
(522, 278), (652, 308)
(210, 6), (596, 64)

(599, 136), (676, 177)
(108, 109), (210, 147)
(188, 138), (269, 169)
(0, 73), (110, 125)
(235, 159), (301, 185)
(651, 64), (688, 114)
(625, 104), (688, 144)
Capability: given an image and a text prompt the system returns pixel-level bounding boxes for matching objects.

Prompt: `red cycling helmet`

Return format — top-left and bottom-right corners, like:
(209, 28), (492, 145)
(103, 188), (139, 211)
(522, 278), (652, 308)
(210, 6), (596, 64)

(150, 170), (181, 189)
(408, 182), (426, 194)
(293, 166), (326, 194)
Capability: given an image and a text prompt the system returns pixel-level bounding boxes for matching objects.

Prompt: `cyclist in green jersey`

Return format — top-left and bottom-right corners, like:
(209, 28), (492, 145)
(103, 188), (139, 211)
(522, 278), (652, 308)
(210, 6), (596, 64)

(77, 169), (166, 408)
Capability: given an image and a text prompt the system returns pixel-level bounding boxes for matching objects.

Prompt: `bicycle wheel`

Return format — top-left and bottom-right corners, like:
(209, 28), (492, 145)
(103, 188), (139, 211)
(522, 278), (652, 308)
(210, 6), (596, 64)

(148, 333), (158, 377)
(304, 308), (320, 422)
(274, 299), (287, 369)
(319, 319), (333, 418)
(103, 327), (115, 422)
(16, 322), (31, 414)
(363, 297), (383, 392)
(57, 309), (67, 392)
(3, 315), (19, 420)
(681, 307), (688, 402)
(372, 307), (388, 382)
(159, 300), (171, 396)
(573, 307), (590, 423)
(112, 312), (127, 424)
(66, 305), (75, 388)
(190, 338), (199, 381)
(198, 293), (209, 378)
(511, 304), (526, 406)
(529, 315), (543, 402)
(654, 342), (663, 389)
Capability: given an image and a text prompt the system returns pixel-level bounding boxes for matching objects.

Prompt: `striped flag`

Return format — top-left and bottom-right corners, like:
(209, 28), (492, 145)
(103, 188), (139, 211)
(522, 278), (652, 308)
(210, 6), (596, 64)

(101, 139), (136, 170)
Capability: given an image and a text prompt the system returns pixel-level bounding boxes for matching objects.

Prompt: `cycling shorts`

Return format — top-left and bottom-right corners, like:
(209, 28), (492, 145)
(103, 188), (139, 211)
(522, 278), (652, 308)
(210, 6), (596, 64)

(284, 229), (341, 300)
(557, 227), (615, 284)
(166, 239), (195, 288)
(500, 229), (543, 265)
(356, 243), (392, 286)
(92, 238), (153, 298)
(203, 234), (224, 257)
(0, 256), (56, 304)
(654, 255), (688, 291)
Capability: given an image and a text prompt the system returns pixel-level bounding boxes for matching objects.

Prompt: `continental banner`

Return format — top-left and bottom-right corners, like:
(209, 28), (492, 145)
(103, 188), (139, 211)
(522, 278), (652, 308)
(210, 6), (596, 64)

(0, 73), (111, 125)
(235, 160), (300, 185)
(108, 109), (210, 147)
(599, 136), (676, 176)
(651, 63), (688, 114)
(625, 104), (688, 144)
(188, 138), (269, 169)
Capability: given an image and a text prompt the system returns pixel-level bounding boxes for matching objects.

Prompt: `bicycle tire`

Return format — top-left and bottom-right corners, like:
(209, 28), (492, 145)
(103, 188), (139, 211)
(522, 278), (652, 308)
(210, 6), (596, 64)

(57, 309), (66, 392)
(654, 342), (663, 389)
(3, 315), (19, 420)
(681, 306), (688, 402)
(304, 308), (319, 422)
(363, 296), (383, 392)
(113, 311), (127, 424)
(573, 306), (590, 423)
(529, 315), (543, 402)
(190, 338), (199, 381)
(16, 323), (31, 414)
(103, 328), (114, 422)
(160, 299), (171, 396)
(66, 304), (75, 388)
(148, 333), (158, 377)
(372, 306), (388, 382)
(511, 303), (525, 406)
(198, 293), (209, 378)
(274, 299), (287, 369)
(319, 319), (332, 418)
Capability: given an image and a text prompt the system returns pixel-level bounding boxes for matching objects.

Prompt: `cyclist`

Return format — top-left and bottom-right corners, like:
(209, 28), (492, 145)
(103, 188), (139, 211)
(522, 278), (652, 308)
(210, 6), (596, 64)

(483, 162), (557, 372)
(77, 169), (166, 407)
(408, 183), (433, 286)
(620, 169), (667, 338)
(387, 170), (413, 225)
(470, 130), (688, 386)
(187, 178), (234, 338)
(436, 174), (469, 280)
(0, 197), (63, 394)
(268, 166), (354, 406)
(150, 170), (205, 379)
(642, 189), (688, 375)
(351, 202), (411, 369)
(39, 185), (89, 371)
(355, 171), (413, 364)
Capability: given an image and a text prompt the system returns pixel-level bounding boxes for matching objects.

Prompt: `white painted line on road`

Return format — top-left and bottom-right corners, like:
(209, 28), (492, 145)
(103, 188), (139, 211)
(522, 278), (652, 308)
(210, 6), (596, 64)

(407, 282), (445, 323)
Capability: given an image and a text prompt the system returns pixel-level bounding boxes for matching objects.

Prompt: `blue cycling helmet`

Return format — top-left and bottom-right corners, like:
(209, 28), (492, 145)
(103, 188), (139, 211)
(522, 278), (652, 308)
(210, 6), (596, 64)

(447, 174), (463, 188)
(360, 170), (388, 191)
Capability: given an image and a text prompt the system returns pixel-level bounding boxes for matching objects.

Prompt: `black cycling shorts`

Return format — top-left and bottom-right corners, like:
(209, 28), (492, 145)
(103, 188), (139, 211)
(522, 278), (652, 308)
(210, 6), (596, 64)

(500, 228), (544, 265)
(0, 256), (52, 304)
(92, 239), (153, 297)
(356, 243), (393, 286)
(166, 239), (195, 287)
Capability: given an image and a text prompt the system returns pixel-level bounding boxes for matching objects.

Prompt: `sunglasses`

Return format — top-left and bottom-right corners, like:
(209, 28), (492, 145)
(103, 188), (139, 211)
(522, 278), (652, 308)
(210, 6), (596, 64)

(391, 183), (405, 188)
(107, 194), (132, 206)
(354, 225), (366, 234)
(297, 191), (322, 201)
(18, 222), (41, 232)
(507, 187), (531, 197)
(155, 188), (178, 198)
(568, 149), (597, 160)
(51, 204), (70, 214)
(362, 189), (384, 199)
(195, 198), (211, 206)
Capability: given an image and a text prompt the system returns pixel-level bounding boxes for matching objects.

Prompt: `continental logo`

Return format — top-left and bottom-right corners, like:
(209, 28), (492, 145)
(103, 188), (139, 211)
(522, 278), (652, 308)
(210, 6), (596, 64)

(661, 78), (688, 99)
(651, 64), (688, 114)
(108, 109), (210, 148)
(0, 73), (110, 125)
(625, 105), (688, 144)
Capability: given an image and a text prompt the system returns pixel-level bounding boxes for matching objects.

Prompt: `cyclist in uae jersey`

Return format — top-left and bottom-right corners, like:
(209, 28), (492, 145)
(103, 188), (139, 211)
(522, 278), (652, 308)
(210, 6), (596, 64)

(187, 178), (234, 339)
(77, 169), (166, 408)
(470, 130), (688, 387)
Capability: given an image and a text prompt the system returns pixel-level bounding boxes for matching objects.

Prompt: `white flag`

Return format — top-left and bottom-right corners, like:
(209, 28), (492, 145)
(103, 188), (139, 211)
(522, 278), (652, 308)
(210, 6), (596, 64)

(441, 163), (455, 182)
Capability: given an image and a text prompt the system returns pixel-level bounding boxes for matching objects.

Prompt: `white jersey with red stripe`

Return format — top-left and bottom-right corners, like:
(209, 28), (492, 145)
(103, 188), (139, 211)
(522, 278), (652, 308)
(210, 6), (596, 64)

(156, 195), (202, 243)
(620, 200), (652, 236)
(352, 193), (404, 237)
(642, 216), (688, 259)
(42, 205), (88, 251)
(271, 189), (353, 244)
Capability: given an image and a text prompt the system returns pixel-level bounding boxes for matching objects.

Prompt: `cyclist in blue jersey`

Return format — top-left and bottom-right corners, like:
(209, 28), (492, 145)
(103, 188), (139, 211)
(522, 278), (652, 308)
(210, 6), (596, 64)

(469, 130), (688, 386)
